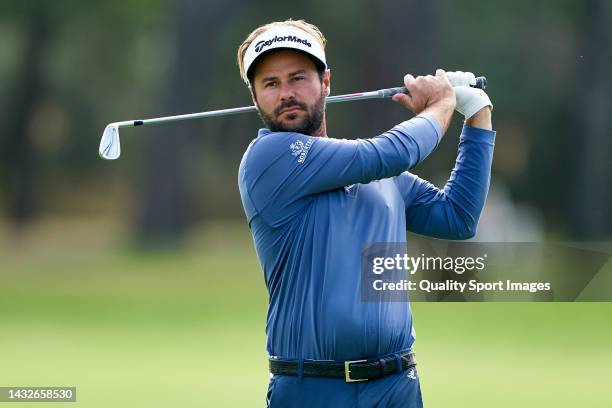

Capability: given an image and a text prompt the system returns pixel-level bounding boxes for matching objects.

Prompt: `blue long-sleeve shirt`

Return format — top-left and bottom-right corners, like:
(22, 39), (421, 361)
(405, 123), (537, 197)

(238, 114), (495, 361)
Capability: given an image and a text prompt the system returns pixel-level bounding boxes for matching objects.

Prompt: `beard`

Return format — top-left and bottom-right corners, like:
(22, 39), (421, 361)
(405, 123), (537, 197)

(257, 89), (325, 136)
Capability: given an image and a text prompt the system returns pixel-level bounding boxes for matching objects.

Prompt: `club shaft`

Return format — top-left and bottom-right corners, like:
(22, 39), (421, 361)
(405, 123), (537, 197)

(116, 90), (387, 128)
(116, 105), (258, 128)
(116, 76), (486, 128)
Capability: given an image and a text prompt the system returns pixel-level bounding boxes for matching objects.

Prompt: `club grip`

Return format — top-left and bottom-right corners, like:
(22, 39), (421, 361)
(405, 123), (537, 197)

(474, 76), (487, 89)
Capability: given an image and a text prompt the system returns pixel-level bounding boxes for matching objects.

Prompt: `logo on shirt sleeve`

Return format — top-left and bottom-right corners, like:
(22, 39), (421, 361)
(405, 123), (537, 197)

(289, 138), (314, 163)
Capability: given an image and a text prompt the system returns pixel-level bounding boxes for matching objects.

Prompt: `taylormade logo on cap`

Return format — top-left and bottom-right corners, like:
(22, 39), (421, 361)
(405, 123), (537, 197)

(254, 35), (312, 53)
(243, 26), (326, 83)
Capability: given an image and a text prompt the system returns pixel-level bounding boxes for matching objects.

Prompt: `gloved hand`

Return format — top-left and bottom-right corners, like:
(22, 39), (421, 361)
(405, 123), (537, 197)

(447, 71), (493, 120)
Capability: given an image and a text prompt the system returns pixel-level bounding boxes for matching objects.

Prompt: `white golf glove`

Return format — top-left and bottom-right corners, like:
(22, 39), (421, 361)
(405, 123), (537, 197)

(447, 71), (493, 120)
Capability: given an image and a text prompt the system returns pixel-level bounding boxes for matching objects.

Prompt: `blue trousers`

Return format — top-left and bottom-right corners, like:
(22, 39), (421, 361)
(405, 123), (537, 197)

(266, 366), (422, 407)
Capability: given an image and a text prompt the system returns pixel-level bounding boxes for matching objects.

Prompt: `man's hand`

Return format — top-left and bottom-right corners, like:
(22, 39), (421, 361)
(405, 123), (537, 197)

(392, 69), (455, 134)
(450, 71), (493, 122)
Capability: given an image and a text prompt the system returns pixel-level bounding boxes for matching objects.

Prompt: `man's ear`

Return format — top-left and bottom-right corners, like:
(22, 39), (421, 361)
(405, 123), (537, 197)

(323, 69), (331, 96)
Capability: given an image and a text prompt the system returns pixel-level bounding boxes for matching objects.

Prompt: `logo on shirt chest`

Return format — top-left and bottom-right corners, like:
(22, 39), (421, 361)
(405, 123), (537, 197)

(290, 139), (313, 163)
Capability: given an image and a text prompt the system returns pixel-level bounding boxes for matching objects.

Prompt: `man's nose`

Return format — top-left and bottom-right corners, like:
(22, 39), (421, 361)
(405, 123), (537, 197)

(279, 81), (296, 101)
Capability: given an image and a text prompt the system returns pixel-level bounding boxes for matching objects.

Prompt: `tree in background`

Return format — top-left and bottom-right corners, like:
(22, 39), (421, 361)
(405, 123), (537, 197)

(0, 6), (52, 226)
(572, 0), (612, 238)
(134, 0), (240, 247)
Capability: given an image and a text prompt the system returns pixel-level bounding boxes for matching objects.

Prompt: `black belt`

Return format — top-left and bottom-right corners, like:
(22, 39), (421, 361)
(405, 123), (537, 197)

(269, 350), (416, 382)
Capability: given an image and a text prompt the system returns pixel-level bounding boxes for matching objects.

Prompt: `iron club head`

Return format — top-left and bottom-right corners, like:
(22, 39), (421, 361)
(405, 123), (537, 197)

(99, 123), (121, 160)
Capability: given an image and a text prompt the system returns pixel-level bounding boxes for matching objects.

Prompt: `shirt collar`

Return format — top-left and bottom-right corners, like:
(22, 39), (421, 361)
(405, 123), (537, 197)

(257, 128), (272, 138)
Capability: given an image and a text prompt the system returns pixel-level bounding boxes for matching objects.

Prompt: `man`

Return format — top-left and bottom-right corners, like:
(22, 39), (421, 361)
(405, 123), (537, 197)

(237, 19), (494, 407)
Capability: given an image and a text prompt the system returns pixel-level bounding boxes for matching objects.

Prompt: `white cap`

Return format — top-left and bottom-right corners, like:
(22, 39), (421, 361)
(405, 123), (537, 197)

(243, 25), (327, 82)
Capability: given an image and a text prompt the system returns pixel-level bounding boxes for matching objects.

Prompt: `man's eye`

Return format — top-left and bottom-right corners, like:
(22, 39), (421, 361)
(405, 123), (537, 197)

(293, 76), (305, 81)
(265, 82), (277, 88)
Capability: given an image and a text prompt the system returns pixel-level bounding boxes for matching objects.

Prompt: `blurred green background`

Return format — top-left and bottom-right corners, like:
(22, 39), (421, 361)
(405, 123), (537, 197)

(1, 0), (612, 406)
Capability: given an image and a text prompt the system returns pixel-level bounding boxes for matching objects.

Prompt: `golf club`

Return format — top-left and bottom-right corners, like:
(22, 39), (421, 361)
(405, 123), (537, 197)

(99, 76), (487, 160)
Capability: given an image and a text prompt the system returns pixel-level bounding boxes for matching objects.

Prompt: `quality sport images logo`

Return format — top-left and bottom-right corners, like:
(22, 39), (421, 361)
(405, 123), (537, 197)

(254, 35), (312, 53)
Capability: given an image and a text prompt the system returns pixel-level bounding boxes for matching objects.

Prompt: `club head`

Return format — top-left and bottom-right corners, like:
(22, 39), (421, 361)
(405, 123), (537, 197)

(99, 123), (121, 160)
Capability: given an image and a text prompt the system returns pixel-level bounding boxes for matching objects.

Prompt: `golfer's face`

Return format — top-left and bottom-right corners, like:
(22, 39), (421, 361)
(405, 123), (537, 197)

(252, 49), (329, 135)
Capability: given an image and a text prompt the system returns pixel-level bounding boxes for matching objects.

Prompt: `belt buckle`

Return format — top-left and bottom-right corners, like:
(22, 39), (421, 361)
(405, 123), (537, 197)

(344, 359), (368, 382)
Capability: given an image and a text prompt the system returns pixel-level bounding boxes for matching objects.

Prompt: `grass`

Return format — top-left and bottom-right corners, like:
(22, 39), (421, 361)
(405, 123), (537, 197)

(1, 218), (611, 407)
